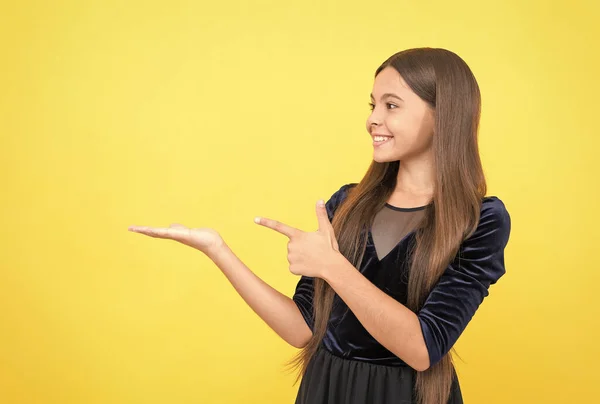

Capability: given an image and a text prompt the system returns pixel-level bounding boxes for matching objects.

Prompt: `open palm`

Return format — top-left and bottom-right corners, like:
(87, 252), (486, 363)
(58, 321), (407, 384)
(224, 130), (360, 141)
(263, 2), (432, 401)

(128, 223), (223, 257)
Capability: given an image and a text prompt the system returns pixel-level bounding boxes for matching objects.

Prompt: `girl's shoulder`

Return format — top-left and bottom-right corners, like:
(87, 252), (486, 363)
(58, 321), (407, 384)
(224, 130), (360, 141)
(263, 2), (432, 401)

(324, 183), (358, 221)
(480, 195), (510, 227)
(465, 195), (511, 252)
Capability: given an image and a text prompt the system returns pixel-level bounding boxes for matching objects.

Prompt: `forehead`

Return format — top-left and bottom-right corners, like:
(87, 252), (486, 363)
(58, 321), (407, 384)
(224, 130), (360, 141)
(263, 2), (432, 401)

(371, 66), (409, 97)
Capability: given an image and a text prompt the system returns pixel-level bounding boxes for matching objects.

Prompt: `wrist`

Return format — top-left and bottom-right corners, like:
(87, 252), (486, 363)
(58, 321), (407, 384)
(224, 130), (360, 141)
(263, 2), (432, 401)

(321, 251), (347, 283)
(207, 237), (229, 262)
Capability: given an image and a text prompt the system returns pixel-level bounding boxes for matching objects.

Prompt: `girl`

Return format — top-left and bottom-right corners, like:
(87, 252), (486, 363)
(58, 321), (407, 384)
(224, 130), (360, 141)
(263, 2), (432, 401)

(129, 47), (511, 404)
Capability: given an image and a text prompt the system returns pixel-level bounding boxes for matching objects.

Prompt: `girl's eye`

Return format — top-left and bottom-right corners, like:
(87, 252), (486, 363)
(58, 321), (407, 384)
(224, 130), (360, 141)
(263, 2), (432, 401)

(368, 102), (397, 111)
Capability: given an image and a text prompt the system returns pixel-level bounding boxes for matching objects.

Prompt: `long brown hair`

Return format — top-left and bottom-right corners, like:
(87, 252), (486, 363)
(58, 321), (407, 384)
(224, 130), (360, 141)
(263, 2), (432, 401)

(285, 47), (486, 404)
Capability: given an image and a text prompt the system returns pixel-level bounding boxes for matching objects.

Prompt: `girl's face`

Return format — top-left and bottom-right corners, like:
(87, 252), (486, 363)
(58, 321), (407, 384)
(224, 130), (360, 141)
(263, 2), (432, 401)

(366, 66), (435, 163)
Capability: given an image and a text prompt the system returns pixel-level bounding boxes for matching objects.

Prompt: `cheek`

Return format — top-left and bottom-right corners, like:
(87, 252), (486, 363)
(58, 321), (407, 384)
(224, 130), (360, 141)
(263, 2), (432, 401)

(386, 116), (409, 139)
(388, 115), (430, 151)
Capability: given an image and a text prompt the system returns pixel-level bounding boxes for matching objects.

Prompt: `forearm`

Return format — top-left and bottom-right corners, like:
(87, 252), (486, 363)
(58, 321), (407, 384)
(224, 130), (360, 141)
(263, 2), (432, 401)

(322, 254), (430, 371)
(208, 241), (312, 348)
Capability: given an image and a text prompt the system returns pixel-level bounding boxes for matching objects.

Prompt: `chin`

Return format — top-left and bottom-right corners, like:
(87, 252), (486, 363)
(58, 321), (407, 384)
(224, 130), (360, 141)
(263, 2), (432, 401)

(373, 151), (403, 163)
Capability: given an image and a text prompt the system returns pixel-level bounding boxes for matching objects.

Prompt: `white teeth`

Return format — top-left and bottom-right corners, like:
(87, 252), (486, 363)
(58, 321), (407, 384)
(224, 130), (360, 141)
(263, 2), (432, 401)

(374, 136), (391, 142)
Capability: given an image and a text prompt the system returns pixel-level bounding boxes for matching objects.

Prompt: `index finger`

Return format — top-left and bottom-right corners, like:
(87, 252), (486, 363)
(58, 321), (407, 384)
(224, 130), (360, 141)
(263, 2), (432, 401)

(254, 216), (300, 238)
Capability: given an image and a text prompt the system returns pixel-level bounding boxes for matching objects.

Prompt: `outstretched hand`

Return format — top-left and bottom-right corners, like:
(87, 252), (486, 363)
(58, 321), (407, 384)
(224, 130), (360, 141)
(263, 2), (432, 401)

(254, 199), (342, 278)
(128, 223), (224, 258)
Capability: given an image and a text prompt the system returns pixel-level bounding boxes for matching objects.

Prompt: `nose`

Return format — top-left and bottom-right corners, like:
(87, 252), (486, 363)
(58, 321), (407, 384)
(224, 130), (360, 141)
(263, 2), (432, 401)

(367, 116), (381, 130)
(367, 109), (382, 129)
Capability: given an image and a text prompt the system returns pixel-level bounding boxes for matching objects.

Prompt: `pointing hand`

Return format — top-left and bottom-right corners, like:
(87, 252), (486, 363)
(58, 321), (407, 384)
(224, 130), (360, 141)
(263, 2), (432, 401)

(254, 200), (341, 278)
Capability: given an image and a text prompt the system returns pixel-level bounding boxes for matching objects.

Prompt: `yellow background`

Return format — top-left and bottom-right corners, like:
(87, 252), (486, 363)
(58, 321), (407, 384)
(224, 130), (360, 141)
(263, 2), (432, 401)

(1, 0), (598, 403)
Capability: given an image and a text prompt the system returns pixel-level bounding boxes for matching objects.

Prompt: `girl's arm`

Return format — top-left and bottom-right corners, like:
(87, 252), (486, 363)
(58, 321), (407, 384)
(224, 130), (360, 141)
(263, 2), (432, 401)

(209, 241), (312, 349)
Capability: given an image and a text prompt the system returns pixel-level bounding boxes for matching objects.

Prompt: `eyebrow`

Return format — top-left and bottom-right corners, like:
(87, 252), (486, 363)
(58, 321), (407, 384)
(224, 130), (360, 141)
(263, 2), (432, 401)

(370, 92), (404, 102)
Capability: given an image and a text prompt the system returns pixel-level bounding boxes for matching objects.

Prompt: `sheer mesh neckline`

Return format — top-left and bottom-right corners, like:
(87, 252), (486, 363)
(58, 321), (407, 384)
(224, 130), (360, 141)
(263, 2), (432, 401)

(371, 205), (427, 261)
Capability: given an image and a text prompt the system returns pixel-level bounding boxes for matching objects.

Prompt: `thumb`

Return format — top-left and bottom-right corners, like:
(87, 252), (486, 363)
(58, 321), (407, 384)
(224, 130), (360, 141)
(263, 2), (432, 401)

(315, 199), (333, 233)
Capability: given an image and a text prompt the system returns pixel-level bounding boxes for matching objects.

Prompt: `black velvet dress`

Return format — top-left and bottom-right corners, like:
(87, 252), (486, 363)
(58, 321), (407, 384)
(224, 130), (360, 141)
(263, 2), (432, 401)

(292, 183), (511, 403)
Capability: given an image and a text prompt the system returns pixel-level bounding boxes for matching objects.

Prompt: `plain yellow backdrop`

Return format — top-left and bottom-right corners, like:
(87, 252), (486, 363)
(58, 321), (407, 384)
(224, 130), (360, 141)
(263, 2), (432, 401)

(1, 0), (598, 403)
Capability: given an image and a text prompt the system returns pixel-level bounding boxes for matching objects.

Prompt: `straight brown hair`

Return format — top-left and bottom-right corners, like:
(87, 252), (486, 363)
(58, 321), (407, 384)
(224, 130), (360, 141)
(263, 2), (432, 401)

(285, 47), (485, 404)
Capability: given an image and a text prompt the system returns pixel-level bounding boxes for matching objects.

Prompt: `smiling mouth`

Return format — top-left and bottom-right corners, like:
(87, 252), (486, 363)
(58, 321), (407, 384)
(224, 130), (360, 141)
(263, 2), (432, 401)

(373, 136), (393, 146)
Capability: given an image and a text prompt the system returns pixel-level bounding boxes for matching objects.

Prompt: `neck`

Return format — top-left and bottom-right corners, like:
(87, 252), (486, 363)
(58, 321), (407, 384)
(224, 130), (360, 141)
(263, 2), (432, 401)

(395, 153), (435, 195)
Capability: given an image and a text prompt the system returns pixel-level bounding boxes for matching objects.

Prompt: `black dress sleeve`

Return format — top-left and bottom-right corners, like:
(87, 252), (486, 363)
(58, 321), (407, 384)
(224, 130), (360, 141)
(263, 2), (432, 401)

(417, 196), (511, 368)
(292, 183), (356, 330)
